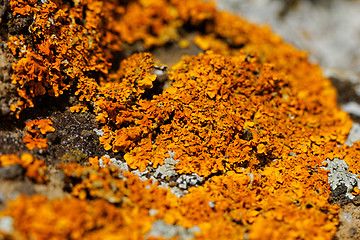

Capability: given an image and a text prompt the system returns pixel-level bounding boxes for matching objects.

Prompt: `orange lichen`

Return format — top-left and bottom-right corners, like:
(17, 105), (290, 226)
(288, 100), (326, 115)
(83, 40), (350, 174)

(0, 195), (155, 240)
(8, 0), (109, 116)
(96, 50), (351, 179)
(69, 104), (89, 113)
(88, 156), (110, 167)
(23, 119), (55, 151)
(171, 0), (216, 25)
(4, 0), (359, 239)
(114, 0), (181, 48)
(7, 0), (192, 116)
(0, 153), (47, 183)
(96, 52), (159, 155)
(193, 34), (231, 55)
(1, 157), (339, 239)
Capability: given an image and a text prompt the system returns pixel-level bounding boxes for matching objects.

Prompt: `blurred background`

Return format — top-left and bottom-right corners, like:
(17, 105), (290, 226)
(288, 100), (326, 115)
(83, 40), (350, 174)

(217, 0), (360, 78)
(216, 0), (360, 123)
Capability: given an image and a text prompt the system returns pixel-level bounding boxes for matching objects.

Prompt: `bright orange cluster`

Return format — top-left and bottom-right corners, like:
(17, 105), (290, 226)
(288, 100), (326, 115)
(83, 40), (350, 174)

(94, 52), (167, 170)
(0, 195), (157, 240)
(95, 50), (351, 178)
(8, 0), (109, 115)
(337, 142), (360, 176)
(23, 119), (55, 151)
(3, 0), (360, 239)
(7, 0), (200, 116)
(0, 153), (47, 183)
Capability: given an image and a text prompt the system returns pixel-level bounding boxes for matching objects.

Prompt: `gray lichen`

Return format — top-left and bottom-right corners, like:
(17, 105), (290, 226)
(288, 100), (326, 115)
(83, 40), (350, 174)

(176, 173), (203, 190)
(322, 158), (360, 200)
(153, 151), (204, 195)
(154, 151), (178, 179)
(102, 151), (204, 198)
(131, 168), (150, 182)
(101, 154), (129, 172)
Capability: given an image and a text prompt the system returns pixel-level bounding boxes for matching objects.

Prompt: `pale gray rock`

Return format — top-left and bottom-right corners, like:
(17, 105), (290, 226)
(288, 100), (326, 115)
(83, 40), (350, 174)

(344, 123), (360, 147)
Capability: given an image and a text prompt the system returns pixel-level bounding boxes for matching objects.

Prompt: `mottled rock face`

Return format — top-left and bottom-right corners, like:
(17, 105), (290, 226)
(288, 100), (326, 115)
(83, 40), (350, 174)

(0, 0), (360, 239)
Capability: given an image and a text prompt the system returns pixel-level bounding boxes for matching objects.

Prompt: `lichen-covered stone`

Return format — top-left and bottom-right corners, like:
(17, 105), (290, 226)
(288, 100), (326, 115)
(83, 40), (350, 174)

(1, 0), (360, 239)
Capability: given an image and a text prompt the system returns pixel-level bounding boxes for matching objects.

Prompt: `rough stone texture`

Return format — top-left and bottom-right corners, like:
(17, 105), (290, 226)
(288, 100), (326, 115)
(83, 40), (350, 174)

(335, 204), (360, 240)
(0, 42), (17, 116)
(0, 0), (22, 117)
(0, 165), (23, 180)
(47, 110), (111, 165)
